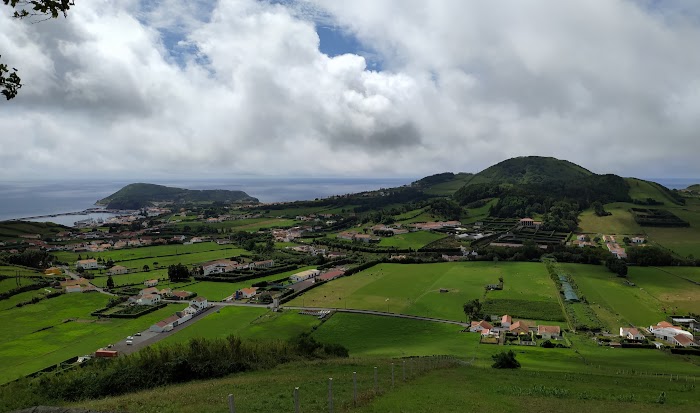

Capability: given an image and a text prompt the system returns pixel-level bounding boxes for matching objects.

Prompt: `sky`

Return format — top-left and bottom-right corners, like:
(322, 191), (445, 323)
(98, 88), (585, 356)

(2, 0), (700, 180)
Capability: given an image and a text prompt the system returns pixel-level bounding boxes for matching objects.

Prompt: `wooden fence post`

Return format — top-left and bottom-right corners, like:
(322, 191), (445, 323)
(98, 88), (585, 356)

(227, 393), (235, 413)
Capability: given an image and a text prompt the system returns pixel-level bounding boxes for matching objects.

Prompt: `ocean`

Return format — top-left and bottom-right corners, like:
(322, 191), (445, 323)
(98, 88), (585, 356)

(0, 178), (415, 225)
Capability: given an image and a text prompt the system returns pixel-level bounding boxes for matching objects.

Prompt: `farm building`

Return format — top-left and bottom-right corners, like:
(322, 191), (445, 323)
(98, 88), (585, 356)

(150, 315), (180, 333)
(190, 296), (208, 309)
(290, 269), (321, 283)
(237, 287), (258, 299)
(137, 293), (161, 306)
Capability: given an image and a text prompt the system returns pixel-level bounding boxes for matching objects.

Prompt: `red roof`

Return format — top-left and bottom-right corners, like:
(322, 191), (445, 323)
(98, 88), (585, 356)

(470, 320), (493, 330)
(674, 334), (695, 346)
(318, 269), (345, 281)
(502, 315), (512, 324)
(537, 325), (561, 335)
(509, 321), (528, 332)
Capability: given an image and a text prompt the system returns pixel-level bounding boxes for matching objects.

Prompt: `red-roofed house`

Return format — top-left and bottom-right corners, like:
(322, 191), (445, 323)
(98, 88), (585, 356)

(672, 334), (698, 347)
(537, 325), (561, 340)
(469, 320), (493, 333)
(620, 327), (645, 340)
(501, 315), (512, 328)
(238, 287), (258, 299)
(509, 321), (529, 335)
(171, 290), (194, 300)
(149, 315), (180, 333)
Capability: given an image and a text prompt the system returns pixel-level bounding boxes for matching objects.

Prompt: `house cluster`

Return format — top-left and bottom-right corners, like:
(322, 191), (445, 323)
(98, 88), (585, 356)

(371, 224), (409, 235)
(128, 282), (195, 306)
(612, 319), (698, 348)
(288, 245), (346, 260)
(647, 320), (698, 347)
(603, 235), (627, 259)
(228, 267), (346, 301)
(294, 213), (336, 223)
(201, 259), (275, 276)
(337, 231), (380, 243)
(272, 228), (304, 242)
(409, 221), (461, 231)
(149, 296), (210, 333)
(469, 315), (562, 341)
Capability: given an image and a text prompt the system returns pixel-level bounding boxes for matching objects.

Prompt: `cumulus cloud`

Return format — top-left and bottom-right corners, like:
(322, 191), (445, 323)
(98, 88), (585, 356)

(2, 0), (700, 180)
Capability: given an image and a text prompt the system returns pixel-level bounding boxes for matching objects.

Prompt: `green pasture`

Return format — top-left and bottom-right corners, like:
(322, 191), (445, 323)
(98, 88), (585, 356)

(53, 243), (247, 266)
(171, 218), (297, 232)
(0, 277), (39, 293)
(627, 178), (679, 205)
(313, 312), (476, 357)
(562, 264), (666, 330)
(76, 356), (700, 413)
(654, 266), (700, 283)
(91, 269), (168, 288)
(377, 231), (446, 249)
(0, 288), (58, 311)
(0, 292), (186, 383)
(642, 198), (700, 257)
(629, 267), (700, 315)
(158, 306), (269, 345)
(578, 202), (643, 234)
(0, 265), (45, 277)
(289, 262), (561, 322)
(423, 174), (474, 196)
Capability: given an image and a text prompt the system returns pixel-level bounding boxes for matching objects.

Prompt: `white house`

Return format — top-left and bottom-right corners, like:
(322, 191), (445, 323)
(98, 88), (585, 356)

(538, 325), (561, 340)
(290, 269), (320, 283)
(469, 320), (493, 333)
(137, 293), (161, 306)
(238, 287), (258, 299)
(202, 259), (238, 275)
(183, 305), (199, 316)
(190, 296), (208, 310)
(108, 265), (129, 275)
(671, 334), (698, 347)
(620, 327), (645, 340)
(649, 321), (693, 344)
(144, 279), (159, 287)
(149, 315), (180, 333)
(75, 259), (98, 270)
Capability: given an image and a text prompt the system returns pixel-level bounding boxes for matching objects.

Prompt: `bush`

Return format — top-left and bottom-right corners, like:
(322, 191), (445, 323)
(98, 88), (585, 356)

(491, 350), (521, 369)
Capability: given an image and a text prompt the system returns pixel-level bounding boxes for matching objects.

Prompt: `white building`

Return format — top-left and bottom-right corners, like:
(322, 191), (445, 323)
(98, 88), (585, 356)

(137, 293), (161, 306)
(290, 269), (321, 283)
(620, 327), (645, 340)
(75, 259), (98, 270)
(190, 296), (208, 310)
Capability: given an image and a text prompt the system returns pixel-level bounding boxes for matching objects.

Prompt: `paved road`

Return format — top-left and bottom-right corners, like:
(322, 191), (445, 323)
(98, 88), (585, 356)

(109, 306), (217, 355)
(283, 306), (469, 327)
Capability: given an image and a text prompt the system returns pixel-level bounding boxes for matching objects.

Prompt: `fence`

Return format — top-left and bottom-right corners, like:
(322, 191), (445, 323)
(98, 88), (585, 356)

(223, 355), (463, 412)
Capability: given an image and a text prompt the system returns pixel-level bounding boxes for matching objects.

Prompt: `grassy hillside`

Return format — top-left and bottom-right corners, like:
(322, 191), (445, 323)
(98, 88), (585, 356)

(415, 172), (475, 195)
(0, 221), (69, 240)
(465, 156), (593, 186)
(627, 178), (683, 205)
(97, 183), (259, 209)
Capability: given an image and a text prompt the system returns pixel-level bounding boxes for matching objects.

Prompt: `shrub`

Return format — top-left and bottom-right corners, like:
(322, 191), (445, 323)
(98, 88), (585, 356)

(491, 350), (521, 369)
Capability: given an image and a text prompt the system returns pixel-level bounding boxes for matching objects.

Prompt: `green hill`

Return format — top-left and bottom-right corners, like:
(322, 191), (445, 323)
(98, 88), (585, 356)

(412, 172), (474, 195)
(464, 156), (593, 186)
(452, 157), (631, 229)
(97, 183), (259, 209)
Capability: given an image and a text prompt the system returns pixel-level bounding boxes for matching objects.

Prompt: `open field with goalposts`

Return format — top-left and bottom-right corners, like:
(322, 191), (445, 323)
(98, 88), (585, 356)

(288, 262), (564, 322)
(561, 264), (700, 332)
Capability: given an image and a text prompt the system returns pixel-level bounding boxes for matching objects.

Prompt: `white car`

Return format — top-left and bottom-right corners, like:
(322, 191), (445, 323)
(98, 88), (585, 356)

(126, 336), (134, 340)
(126, 340), (133, 345)
(135, 332), (141, 336)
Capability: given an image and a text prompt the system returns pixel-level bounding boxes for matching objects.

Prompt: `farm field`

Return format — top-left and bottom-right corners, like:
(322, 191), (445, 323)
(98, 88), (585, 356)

(0, 292), (186, 383)
(288, 262), (562, 322)
(561, 264), (681, 331)
(170, 218), (297, 232)
(0, 277), (40, 293)
(91, 269), (169, 288)
(578, 202), (643, 234)
(54, 242), (239, 264)
(629, 267), (700, 315)
(0, 265), (45, 277)
(654, 266), (700, 283)
(377, 231), (446, 249)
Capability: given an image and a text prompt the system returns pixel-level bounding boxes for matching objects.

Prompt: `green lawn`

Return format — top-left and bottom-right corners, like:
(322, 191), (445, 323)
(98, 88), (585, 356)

(578, 202), (643, 234)
(628, 267), (700, 315)
(0, 277), (40, 293)
(377, 231), (446, 249)
(170, 218), (297, 232)
(0, 292), (186, 383)
(289, 262), (562, 322)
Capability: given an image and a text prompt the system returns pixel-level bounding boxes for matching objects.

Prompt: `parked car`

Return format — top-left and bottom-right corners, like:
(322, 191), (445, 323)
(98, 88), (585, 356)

(126, 340), (133, 346)
(135, 332), (141, 336)
(126, 336), (134, 340)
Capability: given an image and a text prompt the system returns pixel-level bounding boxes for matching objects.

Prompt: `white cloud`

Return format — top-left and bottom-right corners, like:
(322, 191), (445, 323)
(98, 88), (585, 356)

(2, 0), (700, 180)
